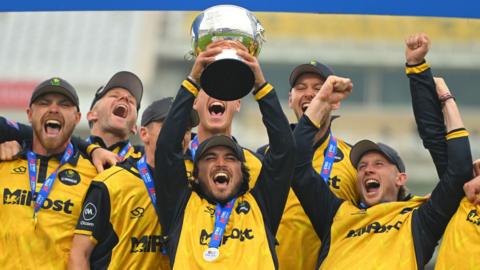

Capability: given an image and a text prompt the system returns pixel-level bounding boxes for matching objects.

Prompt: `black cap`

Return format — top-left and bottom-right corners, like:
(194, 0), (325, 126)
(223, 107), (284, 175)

(194, 135), (244, 165)
(90, 71), (143, 110)
(141, 97), (200, 128)
(350, 140), (406, 173)
(30, 77), (79, 111)
(289, 60), (335, 87)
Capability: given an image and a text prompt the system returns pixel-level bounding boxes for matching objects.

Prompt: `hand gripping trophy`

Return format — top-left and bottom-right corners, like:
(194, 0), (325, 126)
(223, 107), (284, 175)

(190, 5), (265, 101)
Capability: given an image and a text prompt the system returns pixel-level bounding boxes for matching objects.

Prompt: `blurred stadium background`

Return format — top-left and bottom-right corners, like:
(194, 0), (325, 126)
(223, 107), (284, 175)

(0, 11), (479, 267)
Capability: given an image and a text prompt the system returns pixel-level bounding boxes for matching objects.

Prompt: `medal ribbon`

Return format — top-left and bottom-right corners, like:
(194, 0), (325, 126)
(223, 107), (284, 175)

(86, 136), (132, 161)
(136, 155), (158, 212)
(27, 142), (74, 221)
(189, 135), (199, 160)
(209, 198), (237, 249)
(319, 133), (337, 184)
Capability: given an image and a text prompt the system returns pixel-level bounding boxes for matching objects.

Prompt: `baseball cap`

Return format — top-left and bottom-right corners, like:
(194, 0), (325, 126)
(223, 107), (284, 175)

(141, 97), (200, 128)
(350, 140), (406, 173)
(30, 77), (79, 111)
(90, 71), (143, 110)
(289, 60), (335, 88)
(194, 135), (245, 165)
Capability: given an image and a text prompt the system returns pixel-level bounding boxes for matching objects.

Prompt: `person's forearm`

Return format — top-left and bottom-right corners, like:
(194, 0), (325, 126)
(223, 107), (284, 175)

(68, 255), (90, 270)
(68, 235), (94, 270)
(442, 98), (464, 132)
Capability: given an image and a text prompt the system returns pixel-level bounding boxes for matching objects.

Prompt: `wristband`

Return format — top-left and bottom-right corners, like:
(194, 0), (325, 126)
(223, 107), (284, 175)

(439, 93), (455, 103)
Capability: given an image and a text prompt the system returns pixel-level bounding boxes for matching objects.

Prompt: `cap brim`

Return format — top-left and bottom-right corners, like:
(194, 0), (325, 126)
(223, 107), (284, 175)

(349, 140), (383, 169)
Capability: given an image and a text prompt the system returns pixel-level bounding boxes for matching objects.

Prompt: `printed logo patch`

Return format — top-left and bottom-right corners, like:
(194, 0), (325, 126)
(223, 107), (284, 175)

(12, 166), (27, 174)
(58, 169), (80, 186)
(82, 202), (97, 221)
(235, 200), (251, 215)
(50, 78), (61, 86)
(131, 207), (145, 219)
(323, 147), (344, 162)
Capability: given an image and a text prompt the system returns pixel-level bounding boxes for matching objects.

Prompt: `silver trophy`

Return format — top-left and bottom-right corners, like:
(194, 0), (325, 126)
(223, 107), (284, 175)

(190, 5), (265, 100)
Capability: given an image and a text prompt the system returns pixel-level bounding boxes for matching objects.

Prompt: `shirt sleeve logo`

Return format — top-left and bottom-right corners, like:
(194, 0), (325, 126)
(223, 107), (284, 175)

(82, 202), (97, 221)
(130, 207), (145, 219)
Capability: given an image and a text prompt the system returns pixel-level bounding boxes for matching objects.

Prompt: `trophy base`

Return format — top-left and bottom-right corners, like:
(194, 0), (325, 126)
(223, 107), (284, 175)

(200, 58), (254, 101)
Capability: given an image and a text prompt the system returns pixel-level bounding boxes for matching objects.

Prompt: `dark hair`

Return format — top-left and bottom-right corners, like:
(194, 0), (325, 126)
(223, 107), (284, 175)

(397, 185), (409, 201)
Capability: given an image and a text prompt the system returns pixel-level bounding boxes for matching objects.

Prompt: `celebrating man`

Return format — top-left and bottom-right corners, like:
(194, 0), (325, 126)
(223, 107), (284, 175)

(0, 78), (98, 269)
(154, 41), (295, 269)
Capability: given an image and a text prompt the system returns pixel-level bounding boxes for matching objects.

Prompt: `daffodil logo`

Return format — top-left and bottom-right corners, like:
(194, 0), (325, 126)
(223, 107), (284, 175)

(51, 78), (61, 86)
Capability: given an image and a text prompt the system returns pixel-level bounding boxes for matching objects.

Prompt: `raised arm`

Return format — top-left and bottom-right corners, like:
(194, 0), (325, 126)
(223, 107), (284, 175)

(290, 76), (352, 239)
(415, 78), (472, 263)
(405, 33), (447, 177)
(154, 80), (196, 234)
(234, 48), (295, 234)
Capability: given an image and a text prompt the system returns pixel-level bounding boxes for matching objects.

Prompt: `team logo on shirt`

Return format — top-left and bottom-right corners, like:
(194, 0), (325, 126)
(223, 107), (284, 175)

(466, 209), (480, 226)
(200, 228), (254, 245)
(11, 166), (27, 174)
(346, 220), (403, 238)
(131, 235), (165, 253)
(82, 202), (97, 221)
(204, 205), (215, 217)
(58, 169), (80, 186)
(3, 188), (74, 213)
(323, 147), (344, 162)
(131, 207), (145, 219)
(235, 200), (251, 214)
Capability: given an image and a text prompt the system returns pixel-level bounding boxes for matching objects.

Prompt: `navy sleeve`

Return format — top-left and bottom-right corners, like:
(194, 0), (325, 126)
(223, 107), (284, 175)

(0, 117), (32, 144)
(154, 80), (195, 235)
(250, 85), (295, 235)
(407, 63), (447, 177)
(290, 115), (342, 240)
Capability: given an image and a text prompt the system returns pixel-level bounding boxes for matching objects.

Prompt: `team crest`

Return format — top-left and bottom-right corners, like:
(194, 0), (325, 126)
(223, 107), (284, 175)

(236, 200), (250, 214)
(323, 147), (344, 162)
(50, 78), (61, 86)
(58, 169), (81, 185)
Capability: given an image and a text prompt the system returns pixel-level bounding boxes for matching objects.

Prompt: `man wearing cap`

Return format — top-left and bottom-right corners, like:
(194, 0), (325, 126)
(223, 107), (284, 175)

(154, 41), (295, 269)
(85, 71), (144, 161)
(0, 71), (144, 169)
(0, 78), (99, 269)
(256, 60), (358, 270)
(184, 42), (263, 190)
(291, 68), (472, 268)
(69, 97), (198, 270)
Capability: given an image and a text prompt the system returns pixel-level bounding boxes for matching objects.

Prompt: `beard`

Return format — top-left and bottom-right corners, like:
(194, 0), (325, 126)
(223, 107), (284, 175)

(32, 121), (76, 154)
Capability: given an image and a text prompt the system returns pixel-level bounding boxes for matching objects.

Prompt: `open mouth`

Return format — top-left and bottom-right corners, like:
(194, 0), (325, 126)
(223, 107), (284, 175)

(112, 104), (128, 118)
(208, 102), (225, 116)
(364, 179), (380, 194)
(213, 171), (230, 187)
(301, 102), (310, 112)
(44, 119), (62, 136)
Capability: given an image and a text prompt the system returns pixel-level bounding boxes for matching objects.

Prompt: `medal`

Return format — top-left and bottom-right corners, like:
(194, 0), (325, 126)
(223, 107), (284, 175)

(203, 247), (220, 262)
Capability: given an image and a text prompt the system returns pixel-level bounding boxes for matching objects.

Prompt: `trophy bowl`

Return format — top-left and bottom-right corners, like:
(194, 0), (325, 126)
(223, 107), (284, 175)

(190, 5), (265, 101)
